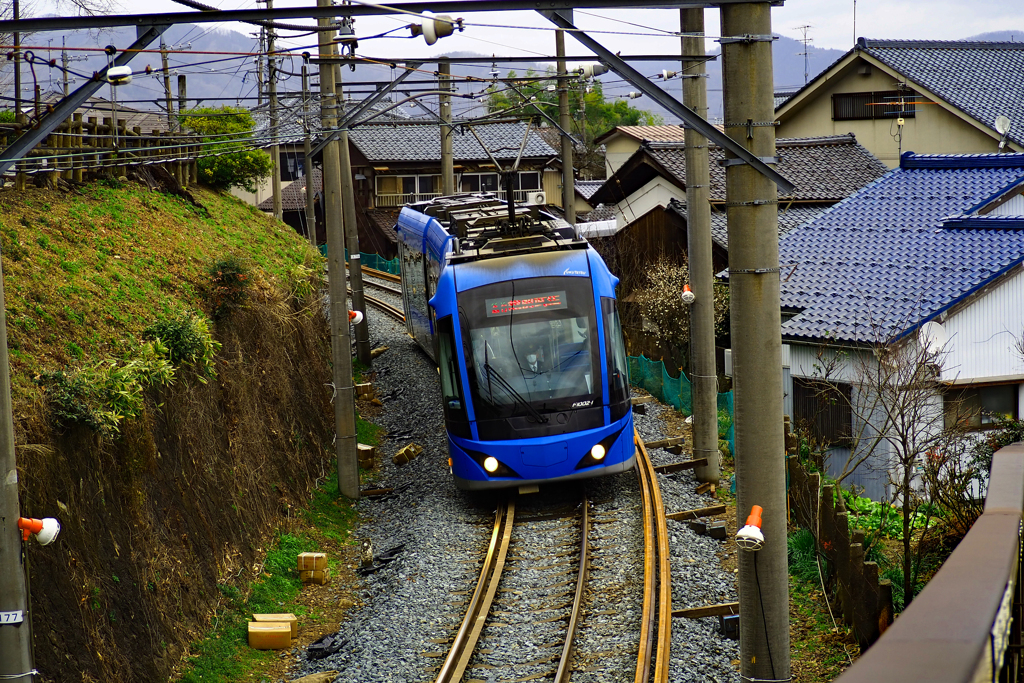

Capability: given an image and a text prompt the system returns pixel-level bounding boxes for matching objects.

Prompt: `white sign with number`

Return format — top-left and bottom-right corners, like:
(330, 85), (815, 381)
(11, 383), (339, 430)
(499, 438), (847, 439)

(0, 610), (25, 625)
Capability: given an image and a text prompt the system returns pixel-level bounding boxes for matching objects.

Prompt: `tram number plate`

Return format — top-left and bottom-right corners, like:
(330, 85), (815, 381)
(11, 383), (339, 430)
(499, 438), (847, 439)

(0, 610), (25, 625)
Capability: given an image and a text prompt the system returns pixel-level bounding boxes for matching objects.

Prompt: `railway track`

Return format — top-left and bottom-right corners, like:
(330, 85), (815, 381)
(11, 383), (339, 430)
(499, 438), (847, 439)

(431, 430), (671, 682)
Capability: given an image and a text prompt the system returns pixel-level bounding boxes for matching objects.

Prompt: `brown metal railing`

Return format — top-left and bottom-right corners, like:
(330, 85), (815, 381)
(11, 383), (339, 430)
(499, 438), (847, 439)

(836, 442), (1024, 683)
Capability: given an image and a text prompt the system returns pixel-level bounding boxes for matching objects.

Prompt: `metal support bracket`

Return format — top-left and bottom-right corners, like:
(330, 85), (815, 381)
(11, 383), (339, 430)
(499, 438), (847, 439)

(723, 199), (778, 207)
(717, 34), (777, 44)
(730, 267), (780, 274)
(539, 9), (794, 194)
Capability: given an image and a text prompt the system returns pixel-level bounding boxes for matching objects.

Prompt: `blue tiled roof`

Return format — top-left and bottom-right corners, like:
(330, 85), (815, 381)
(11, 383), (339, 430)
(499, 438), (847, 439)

(777, 152), (1024, 343)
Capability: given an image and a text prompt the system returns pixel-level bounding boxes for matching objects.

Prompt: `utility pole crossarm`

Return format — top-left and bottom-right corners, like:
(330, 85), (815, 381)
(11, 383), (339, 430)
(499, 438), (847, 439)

(0, 24), (169, 176)
(538, 8), (795, 195)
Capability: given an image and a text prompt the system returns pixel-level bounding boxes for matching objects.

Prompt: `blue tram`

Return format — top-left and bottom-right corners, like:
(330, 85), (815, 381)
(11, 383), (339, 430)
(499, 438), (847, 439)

(396, 194), (635, 490)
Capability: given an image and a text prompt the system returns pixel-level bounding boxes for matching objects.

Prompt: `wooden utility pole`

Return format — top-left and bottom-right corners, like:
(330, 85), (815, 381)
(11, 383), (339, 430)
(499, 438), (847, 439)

(302, 63), (317, 247)
(721, 3), (790, 681)
(177, 74), (187, 118)
(160, 38), (175, 131)
(556, 30), (574, 222)
(439, 62), (455, 196)
(318, 0), (360, 499)
(62, 41), (69, 97)
(267, 0), (282, 221)
(336, 107), (371, 365)
(681, 9), (718, 485)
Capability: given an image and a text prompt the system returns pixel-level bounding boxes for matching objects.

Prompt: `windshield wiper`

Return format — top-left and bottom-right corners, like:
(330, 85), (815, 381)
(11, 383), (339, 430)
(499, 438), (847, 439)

(484, 362), (550, 423)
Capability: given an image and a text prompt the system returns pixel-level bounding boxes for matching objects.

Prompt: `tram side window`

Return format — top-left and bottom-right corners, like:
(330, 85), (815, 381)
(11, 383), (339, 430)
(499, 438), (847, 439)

(601, 297), (630, 420)
(437, 315), (471, 438)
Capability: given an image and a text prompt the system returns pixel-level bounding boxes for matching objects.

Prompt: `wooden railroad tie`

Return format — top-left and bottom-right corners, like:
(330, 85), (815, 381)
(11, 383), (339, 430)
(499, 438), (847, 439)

(630, 395), (656, 405)
(672, 602), (739, 619)
(665, 504), (727, 522)
(643, 436), (685, 450)
(653, 458), (707, 474)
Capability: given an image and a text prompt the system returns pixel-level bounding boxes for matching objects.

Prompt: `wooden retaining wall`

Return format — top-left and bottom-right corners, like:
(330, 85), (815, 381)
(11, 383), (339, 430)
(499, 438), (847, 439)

(788, 455), (894, 652)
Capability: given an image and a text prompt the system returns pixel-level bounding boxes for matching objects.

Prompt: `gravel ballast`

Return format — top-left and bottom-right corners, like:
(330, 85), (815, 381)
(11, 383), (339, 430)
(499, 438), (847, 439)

(296, 280), (739, 682)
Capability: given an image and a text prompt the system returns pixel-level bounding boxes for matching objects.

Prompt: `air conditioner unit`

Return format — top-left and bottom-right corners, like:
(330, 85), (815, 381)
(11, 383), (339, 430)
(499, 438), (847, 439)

(525, 191), (546, 206)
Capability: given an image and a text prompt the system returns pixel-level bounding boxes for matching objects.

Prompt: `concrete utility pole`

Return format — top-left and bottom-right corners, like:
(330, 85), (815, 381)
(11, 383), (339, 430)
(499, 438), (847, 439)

(267, 0), (282, 221)
(335, 57), (372, 366)
(318, 0), (360, 499)
(302, 63), (317, 248)
(13, 0), (20, 120)
(160, 38), (174, 130)
(177, 74), (187, 119)
(0, 256), (34, 680)
(721, 4), (790, 682)
(556, 29), (575, 223)
(439, 62), (455, 196)
(681, 9), (718, 486)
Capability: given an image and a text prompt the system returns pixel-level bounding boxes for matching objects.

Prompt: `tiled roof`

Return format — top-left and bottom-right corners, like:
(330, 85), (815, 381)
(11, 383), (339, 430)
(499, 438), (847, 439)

(775, 152), (1024, 344)
(778, 39), (1024, 149)
(592, 134), (888, 205)
(347, 121), (555, 163)
(575, 180), (604, 200)
(578, 204), (615, 223)
(257, 168), (320, 211)
(594, 125), (688, 146)
(365, 210), (400, 244)
(858, 39), (1024, 148)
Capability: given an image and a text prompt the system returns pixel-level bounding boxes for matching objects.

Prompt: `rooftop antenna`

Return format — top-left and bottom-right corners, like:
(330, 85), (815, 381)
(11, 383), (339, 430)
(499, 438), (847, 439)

(852, 0), (856, 46)
(995, 114), (1012, 152)
(795, 25), (813, 85)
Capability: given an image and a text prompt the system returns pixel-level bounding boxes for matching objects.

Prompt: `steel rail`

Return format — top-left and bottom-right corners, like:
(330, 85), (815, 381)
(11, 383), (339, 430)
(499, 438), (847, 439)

(349, 289), (405, 322)
(555, 495), (591, 683)
(634, 430), (672, 683)
(363, 279), (403, 297)
(435, 496), (516, 683)
(361, 266), (402, 284)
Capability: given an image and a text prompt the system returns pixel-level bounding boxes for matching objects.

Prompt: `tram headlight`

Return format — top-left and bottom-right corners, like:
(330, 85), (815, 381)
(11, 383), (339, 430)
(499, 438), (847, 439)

(483, 456), (500, 473)
(590, 444), (606, 461)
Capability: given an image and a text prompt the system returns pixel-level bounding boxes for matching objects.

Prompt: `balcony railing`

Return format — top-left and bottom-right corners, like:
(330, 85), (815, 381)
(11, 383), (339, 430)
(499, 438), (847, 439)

(375, 189), (537, 208)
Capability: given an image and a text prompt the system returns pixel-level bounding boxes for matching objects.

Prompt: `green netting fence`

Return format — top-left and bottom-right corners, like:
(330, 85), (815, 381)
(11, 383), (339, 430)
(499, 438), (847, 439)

(627, 354), (735, 457)
(317, 247), (402, 276)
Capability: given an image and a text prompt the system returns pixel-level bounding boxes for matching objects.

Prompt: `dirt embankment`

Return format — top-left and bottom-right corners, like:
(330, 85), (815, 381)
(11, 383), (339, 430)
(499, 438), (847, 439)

(3, 181), (336, 682)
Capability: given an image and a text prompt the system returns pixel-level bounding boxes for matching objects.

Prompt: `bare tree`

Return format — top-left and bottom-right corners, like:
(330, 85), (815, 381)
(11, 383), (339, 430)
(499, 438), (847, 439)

(807, 333), (971, 608)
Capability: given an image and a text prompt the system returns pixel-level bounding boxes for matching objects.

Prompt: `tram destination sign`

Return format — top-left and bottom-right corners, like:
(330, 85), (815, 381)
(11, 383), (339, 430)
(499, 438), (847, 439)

(486, 292), (566, 317)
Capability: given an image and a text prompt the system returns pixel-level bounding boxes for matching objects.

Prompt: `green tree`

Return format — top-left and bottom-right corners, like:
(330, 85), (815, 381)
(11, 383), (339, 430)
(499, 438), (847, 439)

(179, 106), (272, 193)
(486, 71), (661, 179)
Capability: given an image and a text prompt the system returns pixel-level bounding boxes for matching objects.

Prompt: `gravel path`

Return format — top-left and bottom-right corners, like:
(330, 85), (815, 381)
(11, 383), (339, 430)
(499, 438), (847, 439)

(294, 281), (739, 682)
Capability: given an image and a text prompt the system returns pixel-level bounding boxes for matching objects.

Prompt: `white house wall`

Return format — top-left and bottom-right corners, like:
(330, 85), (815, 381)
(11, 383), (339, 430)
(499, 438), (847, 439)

(941, 265), (1024, 382)
(990, 193), (1024, 215)
(611, 177), (686, 229)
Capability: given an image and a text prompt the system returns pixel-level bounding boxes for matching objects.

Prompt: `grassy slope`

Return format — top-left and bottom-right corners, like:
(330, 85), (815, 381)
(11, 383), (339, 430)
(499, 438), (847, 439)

(0, 180), (313, 397)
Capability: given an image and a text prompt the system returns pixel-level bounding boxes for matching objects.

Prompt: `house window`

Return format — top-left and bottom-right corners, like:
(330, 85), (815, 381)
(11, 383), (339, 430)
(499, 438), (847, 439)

(832, 90), (918, 121)
(792, 377), (852, 445)
(280, 152), (304, 182)
(517, 171), (540, 191)
(944, 384), (1019, 429)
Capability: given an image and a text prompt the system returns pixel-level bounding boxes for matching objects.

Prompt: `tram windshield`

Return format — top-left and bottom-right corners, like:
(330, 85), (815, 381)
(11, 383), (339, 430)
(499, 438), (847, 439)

(458, 276), (601, 434)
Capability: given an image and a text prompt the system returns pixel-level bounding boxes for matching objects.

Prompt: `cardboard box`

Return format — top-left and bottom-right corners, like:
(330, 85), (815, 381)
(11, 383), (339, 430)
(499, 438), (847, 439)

(297, 552), (327, 572)
(253, 613), (297, 639)
(300, 568), (331, 585)
(248, 622), (292, 650)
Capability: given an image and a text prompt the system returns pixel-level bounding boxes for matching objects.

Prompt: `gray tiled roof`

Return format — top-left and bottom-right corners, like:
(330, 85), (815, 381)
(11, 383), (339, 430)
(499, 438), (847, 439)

(778, 39), (1024, 149)
(575, 180), (604, 200)
(593, 134), (887, 205)
(857, 39), (1024, 148)
(348, 121), (556, 163)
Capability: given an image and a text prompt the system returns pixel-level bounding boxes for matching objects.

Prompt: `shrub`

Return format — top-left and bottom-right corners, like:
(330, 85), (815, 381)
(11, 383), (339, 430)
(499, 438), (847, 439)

(788, 528), (821, 583)
(207, 255), (251, 318)
(38, 341), (175, 437)
(144, 312), (221, 380)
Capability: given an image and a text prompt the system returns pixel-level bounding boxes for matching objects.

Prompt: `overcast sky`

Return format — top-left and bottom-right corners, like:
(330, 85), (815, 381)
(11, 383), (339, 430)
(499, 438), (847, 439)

(82, 0), (1024, 59)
